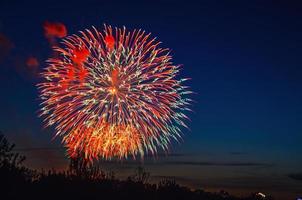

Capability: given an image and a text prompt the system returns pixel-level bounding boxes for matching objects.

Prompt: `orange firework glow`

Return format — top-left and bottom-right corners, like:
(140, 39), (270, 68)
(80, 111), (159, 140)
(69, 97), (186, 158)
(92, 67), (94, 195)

(64, 123), (143, 159)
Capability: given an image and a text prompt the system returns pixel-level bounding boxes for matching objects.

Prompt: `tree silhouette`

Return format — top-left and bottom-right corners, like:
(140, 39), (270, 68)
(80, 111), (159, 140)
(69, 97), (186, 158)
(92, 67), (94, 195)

(0, 132), (25, 167)
(68, 153), (108, 180)
(131, 166), (150, 184)
(0, 132), (35, 198)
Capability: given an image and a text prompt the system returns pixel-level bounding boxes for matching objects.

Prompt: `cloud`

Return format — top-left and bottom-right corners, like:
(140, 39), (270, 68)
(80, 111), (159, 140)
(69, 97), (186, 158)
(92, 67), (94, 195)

(288, 173), (302, 181)
(93, 159), (274, 172)
(144, 153), (186, 158)
(163, 161), (273, 167)
(152, 175), (194, 182)
(14, 147), (64, 152)
(94, 153), (187, 166)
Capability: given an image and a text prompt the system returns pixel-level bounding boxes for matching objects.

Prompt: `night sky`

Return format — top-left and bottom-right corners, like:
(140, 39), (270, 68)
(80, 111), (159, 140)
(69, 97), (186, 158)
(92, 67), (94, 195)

(0, 1), (302, 199)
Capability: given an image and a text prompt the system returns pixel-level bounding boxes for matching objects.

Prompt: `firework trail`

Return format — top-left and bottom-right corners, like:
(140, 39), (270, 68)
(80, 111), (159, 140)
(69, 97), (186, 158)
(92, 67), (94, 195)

(38, 25), (192, 161)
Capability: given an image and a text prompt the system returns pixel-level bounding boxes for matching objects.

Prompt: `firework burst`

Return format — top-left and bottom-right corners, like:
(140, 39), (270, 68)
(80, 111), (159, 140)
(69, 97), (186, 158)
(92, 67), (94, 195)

(38, 24), (192, 161)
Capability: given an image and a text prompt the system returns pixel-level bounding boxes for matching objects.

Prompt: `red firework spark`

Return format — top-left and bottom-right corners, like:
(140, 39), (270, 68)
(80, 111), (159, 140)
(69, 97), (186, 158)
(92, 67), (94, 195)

(43, 21), (67, 38)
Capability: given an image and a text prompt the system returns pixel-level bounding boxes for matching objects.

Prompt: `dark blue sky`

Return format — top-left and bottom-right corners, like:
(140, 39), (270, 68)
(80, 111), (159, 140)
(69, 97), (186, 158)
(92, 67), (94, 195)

(0, 1), (302, 199)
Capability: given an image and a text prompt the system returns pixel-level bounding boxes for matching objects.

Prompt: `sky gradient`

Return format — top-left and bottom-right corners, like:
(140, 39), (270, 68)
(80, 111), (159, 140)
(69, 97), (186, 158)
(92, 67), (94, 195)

(0, 1), (302, 199)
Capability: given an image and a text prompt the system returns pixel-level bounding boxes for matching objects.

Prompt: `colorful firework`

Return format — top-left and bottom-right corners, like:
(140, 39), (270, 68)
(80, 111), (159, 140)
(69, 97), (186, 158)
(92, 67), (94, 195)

(38, 24), (192, 161)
